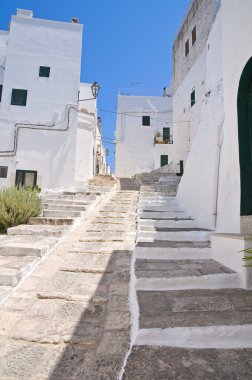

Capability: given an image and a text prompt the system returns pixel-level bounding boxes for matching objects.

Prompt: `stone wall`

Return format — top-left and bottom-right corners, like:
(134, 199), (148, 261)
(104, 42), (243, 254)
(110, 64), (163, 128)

(172, 0), (220, 93)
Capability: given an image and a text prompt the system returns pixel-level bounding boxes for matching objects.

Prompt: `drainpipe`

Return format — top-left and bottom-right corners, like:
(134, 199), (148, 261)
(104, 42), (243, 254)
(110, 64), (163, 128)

(0, 104), (78, 156)
(214, 119), (224, 228)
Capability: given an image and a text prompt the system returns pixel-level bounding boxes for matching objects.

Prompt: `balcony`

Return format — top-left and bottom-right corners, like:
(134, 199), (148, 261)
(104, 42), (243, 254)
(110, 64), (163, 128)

(154, 133), (173, 145)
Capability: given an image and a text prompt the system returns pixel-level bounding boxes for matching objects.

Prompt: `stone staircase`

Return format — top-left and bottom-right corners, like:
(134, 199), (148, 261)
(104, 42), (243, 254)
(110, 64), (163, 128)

(119, 166), (181, 194)
(88, 174), (118, 192)
(122, 175), (252, 379)
(0, 190), (102, 303)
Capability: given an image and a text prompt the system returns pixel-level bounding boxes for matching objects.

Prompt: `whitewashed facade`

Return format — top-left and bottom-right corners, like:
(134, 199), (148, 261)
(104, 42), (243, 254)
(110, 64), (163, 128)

(172, 0), (252, 235)
(0, 9), (107, 190)
(115, 94), (174, 178)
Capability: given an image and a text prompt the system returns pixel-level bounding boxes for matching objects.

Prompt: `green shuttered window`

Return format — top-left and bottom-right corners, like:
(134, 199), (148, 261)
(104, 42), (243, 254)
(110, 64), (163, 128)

(11, 89), (27, 106)
(142, 116), (150, 126)
(39, 66), (50, 78)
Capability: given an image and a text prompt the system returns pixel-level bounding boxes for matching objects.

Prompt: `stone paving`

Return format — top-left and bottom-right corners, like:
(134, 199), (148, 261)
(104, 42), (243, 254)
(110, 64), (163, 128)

(0, 191), (102, 303)
(0, 189), (138, 379)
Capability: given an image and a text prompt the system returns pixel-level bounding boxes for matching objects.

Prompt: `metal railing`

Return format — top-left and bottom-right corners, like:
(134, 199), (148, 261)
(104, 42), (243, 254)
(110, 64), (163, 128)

(154, 135), (173, 145)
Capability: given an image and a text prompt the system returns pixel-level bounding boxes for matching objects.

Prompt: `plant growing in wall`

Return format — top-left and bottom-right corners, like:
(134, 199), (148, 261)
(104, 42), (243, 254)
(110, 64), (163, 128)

(0, 187), (42, 233)
(241, 248), (252, 267)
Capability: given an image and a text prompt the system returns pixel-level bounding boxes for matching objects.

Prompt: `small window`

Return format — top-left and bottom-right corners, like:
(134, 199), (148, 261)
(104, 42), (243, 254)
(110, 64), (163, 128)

(192, 26), (196, 45)
(185, 39), (189, 56)
(11, 89), (27, 106)
(191, 89), (196, 107)
(0, 85), (2, 102)
(142, 115), (150, 126)
(39, 66), (50, 78)
(163, 127), (170, 141)
(0, 166), (8, 178)
(160, 155), (168, 167)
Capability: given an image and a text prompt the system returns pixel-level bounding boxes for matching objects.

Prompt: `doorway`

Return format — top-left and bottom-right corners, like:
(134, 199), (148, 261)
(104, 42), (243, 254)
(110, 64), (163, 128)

(160, 155), (168, 167)
(237, 57), (252, 215)
(15, 170), (37, 188)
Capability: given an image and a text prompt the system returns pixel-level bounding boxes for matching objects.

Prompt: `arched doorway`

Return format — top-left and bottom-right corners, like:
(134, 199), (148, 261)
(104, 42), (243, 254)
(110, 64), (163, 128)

(237, 57), (252, 215)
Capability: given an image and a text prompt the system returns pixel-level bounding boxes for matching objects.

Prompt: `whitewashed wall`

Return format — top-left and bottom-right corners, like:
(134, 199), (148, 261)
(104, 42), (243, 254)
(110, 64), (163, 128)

(216, 0), (252, 232)
(0, 10), (83, 189)
(115, 95), (173, 178)
(176, 0), (252, 232)
(176, 11), (223, 229)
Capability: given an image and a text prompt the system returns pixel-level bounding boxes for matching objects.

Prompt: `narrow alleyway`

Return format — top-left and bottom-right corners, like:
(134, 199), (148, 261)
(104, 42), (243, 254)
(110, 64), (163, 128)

(0, 189), (138, 379)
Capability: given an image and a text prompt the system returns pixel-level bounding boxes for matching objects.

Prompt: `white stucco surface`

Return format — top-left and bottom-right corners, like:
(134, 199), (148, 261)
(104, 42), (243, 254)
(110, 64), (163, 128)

(0, 10), (102, 190)
(115, 95), (173, 177)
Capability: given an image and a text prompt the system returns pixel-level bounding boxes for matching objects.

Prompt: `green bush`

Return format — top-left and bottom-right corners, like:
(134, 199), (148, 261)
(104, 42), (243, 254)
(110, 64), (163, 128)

(0, 187), (42, 233)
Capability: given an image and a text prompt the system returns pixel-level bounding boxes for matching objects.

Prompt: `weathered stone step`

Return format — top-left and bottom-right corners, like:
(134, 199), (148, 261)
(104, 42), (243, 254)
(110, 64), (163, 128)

(42, 198), (92, 206)
(138, 219), (199, 229)
(29, 217), (74, 225)
(43, 210), (84, 218)
(136, 240), (210, 248)
(139, 211), (190, 220)
(137, 288), (252, 329)
(134, 247), (212, 260)
(138, 231), (211, 242)
(42, 203), (86, 211)
(79, 231), (125, 240)
(98, 211), (133, 218)
(0, 237), (57, 257)
(135, 259), (234, 279)
(7, 224), (69, 237)
(0, 255), (39, 286)
(123, 346), (252, 379)
(43, 194), (97, 200)
(94, 217), (136, 224)
(139, 205), (183, 212)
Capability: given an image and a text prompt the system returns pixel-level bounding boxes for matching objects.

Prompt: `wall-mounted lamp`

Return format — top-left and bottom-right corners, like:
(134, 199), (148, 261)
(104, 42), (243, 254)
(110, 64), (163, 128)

(78, 81), (100, 102)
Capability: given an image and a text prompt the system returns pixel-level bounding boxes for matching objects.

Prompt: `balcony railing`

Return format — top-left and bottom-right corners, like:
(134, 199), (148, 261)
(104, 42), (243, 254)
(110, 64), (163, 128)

(154, 135), (173, 145)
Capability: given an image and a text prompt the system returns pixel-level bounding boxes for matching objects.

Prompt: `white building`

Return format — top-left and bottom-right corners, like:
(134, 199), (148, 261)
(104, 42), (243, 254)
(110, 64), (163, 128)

(115, 92), (174, 178)
(171, 0), (252, 237)
(0, 9), (107, 190)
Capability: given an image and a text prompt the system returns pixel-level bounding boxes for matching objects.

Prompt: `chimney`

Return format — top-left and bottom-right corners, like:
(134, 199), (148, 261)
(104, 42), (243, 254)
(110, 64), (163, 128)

(17, 9), (33, 18)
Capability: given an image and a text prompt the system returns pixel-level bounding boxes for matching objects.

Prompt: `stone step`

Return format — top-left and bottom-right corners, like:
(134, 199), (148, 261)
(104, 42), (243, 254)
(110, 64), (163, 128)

(134, 247), (212, 260)
(136, 240), (210, 248)
(137, 231), (211, 242)
(43, 194), (97, 200)
(43, 210), (84, 218)
(123, 346), (252, 378)
(29, 217), (74, 225)
(138, 219), (199, 229)
(42, 203), (86, 211)
(139, 205), (182, 212)
(0, 237), (57, 257)
(0, 256), (39, 286)
(7, 224), (69, 237)
(42, 198), (92, 206)
(137, 288), (252, 329)
(135, 259), (234, 279)
(139, 226), (210, 233)
(139, 211), (190, 220)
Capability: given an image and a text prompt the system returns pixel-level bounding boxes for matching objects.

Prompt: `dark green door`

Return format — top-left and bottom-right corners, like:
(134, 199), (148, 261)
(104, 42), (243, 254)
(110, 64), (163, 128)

(238, 57), (252, 215)
(160, 155), (168, 167)
(163, 127), (170, 142)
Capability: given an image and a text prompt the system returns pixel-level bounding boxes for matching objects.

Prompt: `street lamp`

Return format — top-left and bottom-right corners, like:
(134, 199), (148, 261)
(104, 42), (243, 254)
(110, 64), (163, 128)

(91, 81), (100, 99)
(78, 81), (100, 102)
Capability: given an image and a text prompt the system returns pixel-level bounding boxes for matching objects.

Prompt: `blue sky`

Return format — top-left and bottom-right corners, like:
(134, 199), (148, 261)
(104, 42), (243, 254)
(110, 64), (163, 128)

(0, 0), (190, 172)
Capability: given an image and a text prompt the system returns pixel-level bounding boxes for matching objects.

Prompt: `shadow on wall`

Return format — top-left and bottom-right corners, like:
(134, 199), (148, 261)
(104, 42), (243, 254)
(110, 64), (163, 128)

(48, 248), (132, 379)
